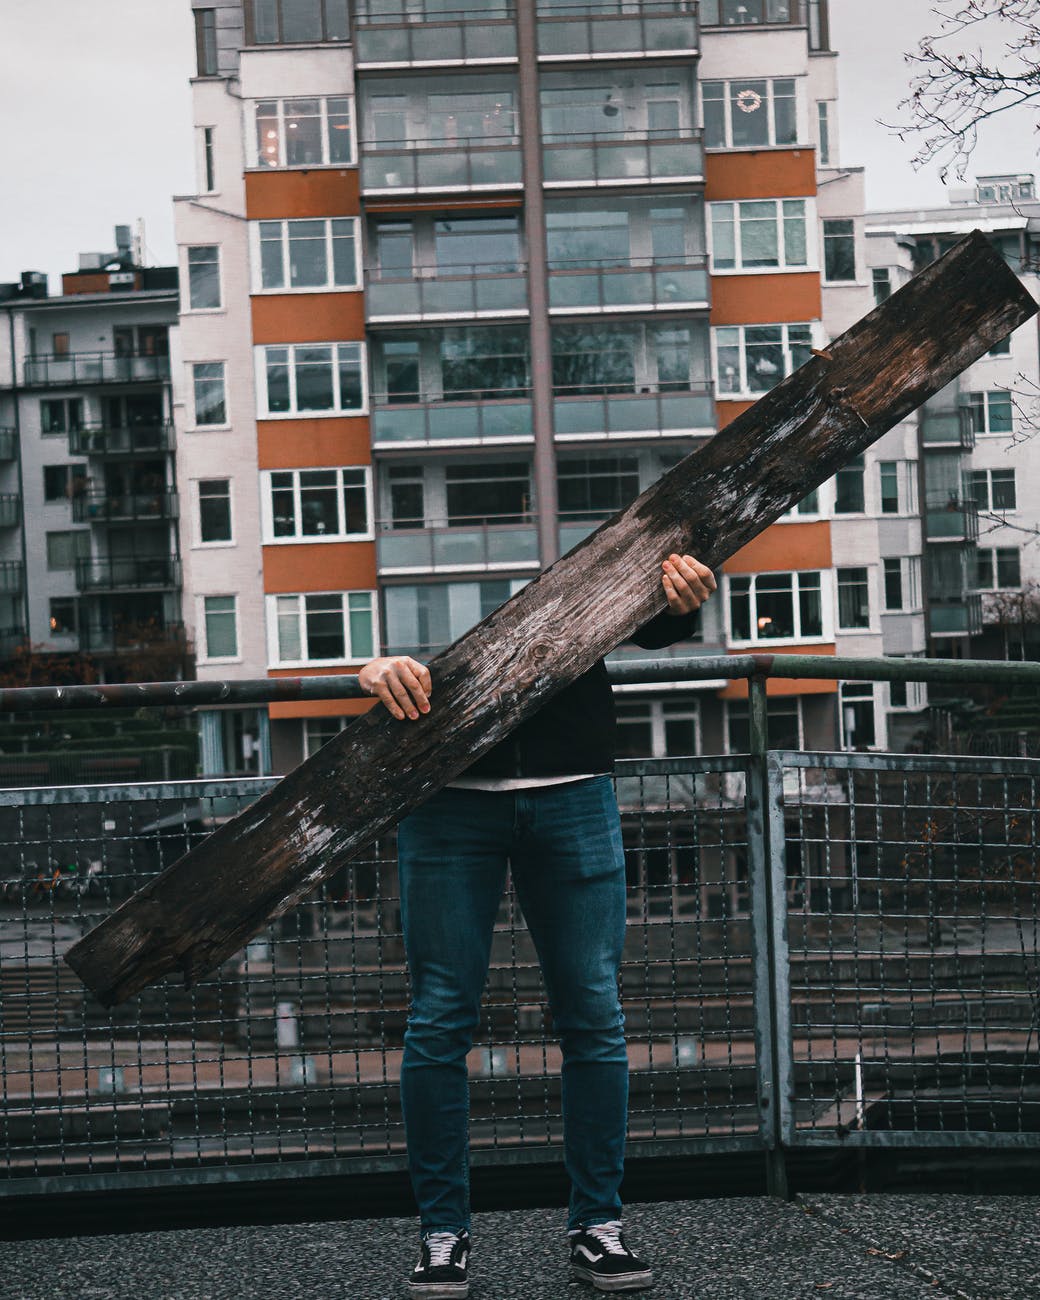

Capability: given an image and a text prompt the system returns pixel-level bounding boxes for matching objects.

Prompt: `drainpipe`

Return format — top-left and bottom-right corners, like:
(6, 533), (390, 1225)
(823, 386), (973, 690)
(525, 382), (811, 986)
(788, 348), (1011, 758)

(3, 304), (31, 649)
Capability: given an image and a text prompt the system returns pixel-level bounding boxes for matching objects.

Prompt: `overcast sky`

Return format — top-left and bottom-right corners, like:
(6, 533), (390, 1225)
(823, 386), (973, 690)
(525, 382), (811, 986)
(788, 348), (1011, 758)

(1, 0), (1037, 289)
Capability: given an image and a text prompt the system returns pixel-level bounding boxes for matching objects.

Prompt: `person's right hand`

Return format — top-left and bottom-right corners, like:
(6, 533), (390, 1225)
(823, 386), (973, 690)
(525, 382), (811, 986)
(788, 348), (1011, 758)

(358, 656), (432, 721)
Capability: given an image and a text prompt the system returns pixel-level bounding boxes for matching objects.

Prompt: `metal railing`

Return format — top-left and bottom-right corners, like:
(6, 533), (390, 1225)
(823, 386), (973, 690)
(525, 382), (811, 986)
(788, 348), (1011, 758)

(0, 494), (20, 528)
(0, 560), (23, 593)
(542, 128), (704, 186)
(68, 423), (174, 457)
(72, 490), (179, 525)
(23, 352), (171, 388)
(366, 264), (528, 320)
(0, 428), (16, 461)
(548, 255), (709, 312)
(74, 557), (181, 592)
(2, 655), (1040, 1200)
(355, 10), (517, 63)
(537, 4), (698, 59)
(371, 392), (534, 447)
(553, 386), (715, 439)
(361, 137), (522, 194)
(377, 514), (540, 572)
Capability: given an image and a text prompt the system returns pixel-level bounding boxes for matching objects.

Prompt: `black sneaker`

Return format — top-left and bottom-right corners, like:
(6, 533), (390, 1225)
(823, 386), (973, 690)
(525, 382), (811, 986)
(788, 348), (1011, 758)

(407, 1229), (470, 1298)
(568, 1221), (654, 1293)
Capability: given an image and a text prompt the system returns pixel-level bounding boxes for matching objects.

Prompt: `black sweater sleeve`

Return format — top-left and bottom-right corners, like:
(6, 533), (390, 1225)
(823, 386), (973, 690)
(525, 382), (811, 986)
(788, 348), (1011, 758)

(630, 609), (699, 650)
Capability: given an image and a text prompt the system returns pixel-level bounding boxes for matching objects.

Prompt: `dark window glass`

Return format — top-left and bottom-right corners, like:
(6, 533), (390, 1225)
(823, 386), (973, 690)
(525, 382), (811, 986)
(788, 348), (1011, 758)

(834, 455), (865, 513)
(305, 594), (345, 659)
(195, 8), (218, 75)
(884, 558), (903, 610)
(445, 463), (530, 525)
(996, 547), (1021, 588)
(880, 461), (899, 513)
(199, 479), (232, 543)
(991, 469), (1016, 510)
(824, 219), (856, 281)
(837, 567), (870, 628)
(271, 471), (296, 536)
(558, 456), (640, 522)
(49, 598), (77, 636)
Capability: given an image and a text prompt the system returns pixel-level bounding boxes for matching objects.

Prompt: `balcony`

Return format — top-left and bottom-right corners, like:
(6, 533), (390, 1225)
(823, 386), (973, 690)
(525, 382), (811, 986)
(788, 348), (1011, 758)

(542, 128), (703, 187)
(0, 624), (26, 658)
(925, 494), (979, 543)
(78, 620), (187, 655)
(0, 494), (20, 528)
(366, 264), (528, 322)
(931, 593), (983, 637)
(75, 557), (182, 593)
(23, 352), (171, 388)
(69, 423), (174, 457)
(72, 491), (179, 526)
(361, 137), (522, 195)
(353, 7), (517, 66)
(372, 393), (534, 449)
(0, 428), (15, 460)
(553, 387), (714, 441)
(537, 4), (698, 61)
(548, 256), (708, 313)
(700, 0), (806, 26)
(0, 560), (24, 592)
(377, 515), (540, 574)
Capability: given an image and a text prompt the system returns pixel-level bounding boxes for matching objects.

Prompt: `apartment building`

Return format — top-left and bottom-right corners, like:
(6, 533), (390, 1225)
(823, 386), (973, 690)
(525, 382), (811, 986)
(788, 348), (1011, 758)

(0, 233), (184, 681)
(867, 175), (1040, 670)
(176, 0), (914, 778)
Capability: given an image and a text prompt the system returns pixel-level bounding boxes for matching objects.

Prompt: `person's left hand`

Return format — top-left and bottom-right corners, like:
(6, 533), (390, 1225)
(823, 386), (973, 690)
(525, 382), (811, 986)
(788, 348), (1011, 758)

(662, 553), (717, 615)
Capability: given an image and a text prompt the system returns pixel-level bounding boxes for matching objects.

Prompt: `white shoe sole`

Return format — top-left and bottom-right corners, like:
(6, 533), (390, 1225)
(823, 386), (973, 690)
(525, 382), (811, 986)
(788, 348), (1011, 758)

(406, 1282), (469, 1299)
(569, 1263), (655, 1293)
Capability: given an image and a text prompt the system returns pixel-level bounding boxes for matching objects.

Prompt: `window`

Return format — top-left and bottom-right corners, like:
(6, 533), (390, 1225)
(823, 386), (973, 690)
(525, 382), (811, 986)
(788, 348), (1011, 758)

(253, 96), (353, 168)
(702, 78), (798, 150)
(837, 567), (870, 629)
(46, 530), (89, 571)
(264, 467), (371, 541)
(615, 697), (701, 758)
(52, 332), (70, 357)
(445, 463), (531, 525)
(43, 464), (86, 502)
(198, 479), (232, 544)
(49, 598), (78, 637)
(872, 267), (892, 304)
(728, 570), (826, 643)
(255, 218), (359, 291)
(202, 126), (216, 192)
(388, 466), (425, 528)
(714, 323), (813, 396)
(884, 556), (922, 610)
(258, 342), (366, 416)
(822, 219), (855, 282)
(965, 390), (1013, 436)
(187, 245), (221, 310)
(192, 362), (227, 426)
(965, 468), (1016, 511)
(976, 547), (1021, 589)
(817, 101), (832, 166)
(554, 321), (705, 396)
(195, 8), (218, 75)
(41, 398), (83, 434)
(269, 590), (376, 665)
(203, 595), (238, 660)
(304, 716), (348, 757)
(879, 462), (899, 514)
(384, 579), (528, 656)
(834, 454), (865, 513)
(889, 656), (928, 710)
(987, 334), (1012, 357)
(701, 0), (798, 25)
(248, 0), (349, 43)
(710, 200), (809, 272)
(782, 487), (820, 519)
(727, 697), (801, 751)
(883, 558), (903, 611)
(840, 683), (875, 747)
(558, 456), (640, 521)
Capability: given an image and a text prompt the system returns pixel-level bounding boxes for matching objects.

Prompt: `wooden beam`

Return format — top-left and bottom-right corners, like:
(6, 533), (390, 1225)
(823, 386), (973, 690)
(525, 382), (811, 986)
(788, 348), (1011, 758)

(65, 232), (1036, 1006)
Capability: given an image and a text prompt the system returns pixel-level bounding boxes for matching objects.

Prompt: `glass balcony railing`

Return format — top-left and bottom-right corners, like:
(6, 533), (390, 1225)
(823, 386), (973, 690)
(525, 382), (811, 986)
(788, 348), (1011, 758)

(0, 495), (19, 528)
(78, 620), (187, 655)
(0, 429), (16, 461)
(372, 393), (534, 446)
(354, 11), (517, 64)
(366, 264), (528, 320)
(553, 388), (714, 440)
(69, 423), (174, 457)
(361, 137), (522, 193)
(23, 352), (171, 388)
(921, 408), (973, 449)
(548, 257), (708, 311)
(542, 129), (703, 186)
(537, 4), (698, 59)
(931, 594), (983, 637)
(0, 561), (24, 593)
(75, 557), (182, 593)
(377, 516), (540, 572)
(925, 495), (979, 543)
(700, 0), (804, 27)
(72, 491), (179, 525)
(0, 625), (26, 657)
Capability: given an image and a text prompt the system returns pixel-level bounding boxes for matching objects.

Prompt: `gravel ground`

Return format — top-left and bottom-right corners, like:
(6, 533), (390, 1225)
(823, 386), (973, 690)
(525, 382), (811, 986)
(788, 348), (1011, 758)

(2, 1194), (1038, 1299)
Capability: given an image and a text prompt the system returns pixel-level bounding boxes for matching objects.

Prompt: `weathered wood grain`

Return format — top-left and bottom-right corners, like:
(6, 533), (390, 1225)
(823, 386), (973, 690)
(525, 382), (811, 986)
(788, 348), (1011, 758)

(65, 231), (1037, 1006)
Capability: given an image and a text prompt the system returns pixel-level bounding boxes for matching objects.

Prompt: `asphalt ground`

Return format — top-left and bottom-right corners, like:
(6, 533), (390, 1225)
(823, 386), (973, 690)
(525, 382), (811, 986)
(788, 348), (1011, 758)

(2, 1194), (1037, 1299)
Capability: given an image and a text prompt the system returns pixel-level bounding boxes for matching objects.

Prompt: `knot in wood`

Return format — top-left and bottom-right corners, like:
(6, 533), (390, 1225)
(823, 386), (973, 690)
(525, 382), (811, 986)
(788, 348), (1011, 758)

(525, 638), (556, 670)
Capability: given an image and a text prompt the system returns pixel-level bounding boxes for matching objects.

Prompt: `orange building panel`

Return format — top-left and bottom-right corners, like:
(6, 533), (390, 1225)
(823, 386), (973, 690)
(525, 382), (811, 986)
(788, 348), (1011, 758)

(719, 645), (837, 700)
(716, 399), (754, 427)
(710, 272), (821, 326)
(268, 691), (374, 721)
(245, 169), (360, 219)
(257, 418), (372, 468)
(252, 292), (366, 343)
(705, 149), (817, 201)
(724, 521), (831, 574)
(262, 541), (377, 593)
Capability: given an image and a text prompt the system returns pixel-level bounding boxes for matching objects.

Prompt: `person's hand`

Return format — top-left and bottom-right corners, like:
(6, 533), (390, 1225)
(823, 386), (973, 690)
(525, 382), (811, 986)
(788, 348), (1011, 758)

(358, 656), (432, 721)
(662, 553), (717, 614)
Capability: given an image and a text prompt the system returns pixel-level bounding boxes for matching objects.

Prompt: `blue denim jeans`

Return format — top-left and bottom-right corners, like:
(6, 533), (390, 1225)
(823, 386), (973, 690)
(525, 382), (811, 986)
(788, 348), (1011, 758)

(397, 776), (628, 1234)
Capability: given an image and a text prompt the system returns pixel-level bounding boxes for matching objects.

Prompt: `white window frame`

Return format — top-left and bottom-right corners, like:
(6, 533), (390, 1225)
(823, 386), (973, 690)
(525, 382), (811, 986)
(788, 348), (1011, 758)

(266, 590), (378, 667)
(726, 696), (804, 753)
(194, 477), (235, 549)
(700, 77), (804, 150)
(975, 546), (1022, 590)
(725, 569), (833, 647)
(883, 556), (922, 613)
(965, 389), (1014, 437)
(708, 198), (815, 274)
(199, 594), (240, 664)
(839, 682), (878, 749)
(190, 361), (229, 430)
(821, 217), (858, 285)
(303, 716), (350, 759)
(247, 96), (356, 169)
(250, 217), (362, 294)
(256, 342), (369, 418)
(835, 566), (873, 632)
(260, 466), (373, 543)
(965, 466), (1017, 513)
(184, 244), (223, 313)
(712, 321), (819, 399)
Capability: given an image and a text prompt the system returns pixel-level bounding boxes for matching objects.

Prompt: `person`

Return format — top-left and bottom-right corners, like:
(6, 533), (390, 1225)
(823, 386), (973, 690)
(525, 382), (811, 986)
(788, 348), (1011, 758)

(359, 553), (717, 1297)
